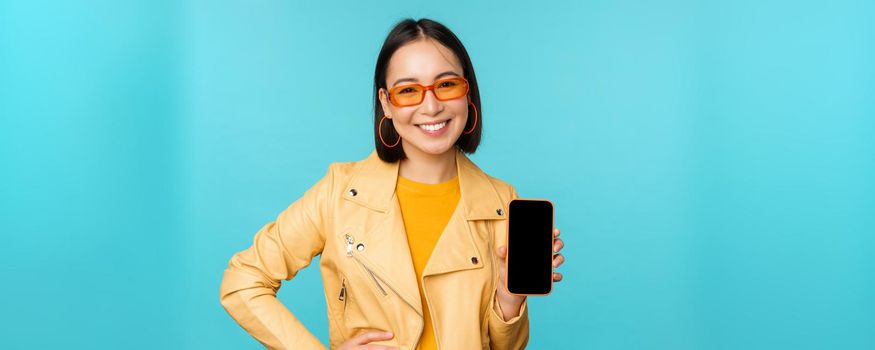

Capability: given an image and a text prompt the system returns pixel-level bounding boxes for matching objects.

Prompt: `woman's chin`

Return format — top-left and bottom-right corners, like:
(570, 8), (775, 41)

(406, 139), (457, 156)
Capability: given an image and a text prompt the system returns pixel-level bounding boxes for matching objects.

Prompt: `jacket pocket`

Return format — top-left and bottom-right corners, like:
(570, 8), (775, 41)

(328, 274), (350, 346)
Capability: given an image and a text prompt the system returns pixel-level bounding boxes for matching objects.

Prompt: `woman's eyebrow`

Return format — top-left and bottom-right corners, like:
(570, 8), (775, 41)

(392, 71), (460, 87)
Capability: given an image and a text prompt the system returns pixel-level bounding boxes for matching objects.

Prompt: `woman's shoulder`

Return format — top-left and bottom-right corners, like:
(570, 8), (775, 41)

(310, 150), (379, 196)
(322, 150), (377, 181)
(482, 172), (517, 202)
(459, 154), (518, 203)
(484, 173), (514, 191)
(325, 160), (357, 178)
(459, 151), (517, 199)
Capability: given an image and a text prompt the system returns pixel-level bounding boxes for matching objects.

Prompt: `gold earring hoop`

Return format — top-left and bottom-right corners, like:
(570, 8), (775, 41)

(463, 102), (478, 135)
(379, 115), (401, 147)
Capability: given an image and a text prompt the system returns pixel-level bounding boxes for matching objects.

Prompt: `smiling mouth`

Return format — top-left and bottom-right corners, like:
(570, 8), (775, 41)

(415, 119), (450, 126)
(416, 119), (449, 132)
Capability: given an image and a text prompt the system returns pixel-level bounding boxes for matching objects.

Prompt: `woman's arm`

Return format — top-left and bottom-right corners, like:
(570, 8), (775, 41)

(219, 165), (335, 350)
(488, 289), (530, 349)
(487, 184), (531, 349)
(487, 184), (567, 349)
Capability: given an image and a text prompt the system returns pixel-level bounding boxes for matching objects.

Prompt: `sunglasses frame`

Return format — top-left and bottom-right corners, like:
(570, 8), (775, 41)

(385, 76), (470, 107)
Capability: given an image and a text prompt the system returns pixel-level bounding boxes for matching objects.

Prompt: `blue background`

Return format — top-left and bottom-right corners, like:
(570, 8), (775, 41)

(1, 0), (872, 349)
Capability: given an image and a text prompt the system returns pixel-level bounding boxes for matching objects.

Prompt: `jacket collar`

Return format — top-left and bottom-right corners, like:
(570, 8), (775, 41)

(343, 147), (506, 221)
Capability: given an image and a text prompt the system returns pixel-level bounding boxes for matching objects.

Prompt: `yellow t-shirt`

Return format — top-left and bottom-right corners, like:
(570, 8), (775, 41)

(396, 174), (461, 350)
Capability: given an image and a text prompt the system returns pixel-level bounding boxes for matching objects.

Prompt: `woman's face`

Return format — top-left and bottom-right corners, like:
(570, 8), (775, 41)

(379, 38), (469, 157)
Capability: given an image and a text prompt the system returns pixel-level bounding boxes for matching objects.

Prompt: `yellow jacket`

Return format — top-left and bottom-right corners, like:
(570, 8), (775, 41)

(219, 148), (529, 349)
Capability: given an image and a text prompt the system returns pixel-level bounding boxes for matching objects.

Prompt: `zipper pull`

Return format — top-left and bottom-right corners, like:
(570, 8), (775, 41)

(345, 234), (354, 256)
(338, 278), (346, 301)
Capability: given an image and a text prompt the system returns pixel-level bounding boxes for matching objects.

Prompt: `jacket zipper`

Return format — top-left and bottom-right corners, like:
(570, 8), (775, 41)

(344, 233), (425, 348)
(345, 234), (387, 296)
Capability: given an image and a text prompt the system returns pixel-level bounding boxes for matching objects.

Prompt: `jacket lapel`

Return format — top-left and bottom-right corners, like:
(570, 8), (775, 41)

(422, 149), (506, 277)
(341, 148), (508, 316)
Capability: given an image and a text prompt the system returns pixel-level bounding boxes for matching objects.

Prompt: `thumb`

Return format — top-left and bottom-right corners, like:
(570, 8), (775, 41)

(354, 330), (394, 344)
(496, 245), (507, 259)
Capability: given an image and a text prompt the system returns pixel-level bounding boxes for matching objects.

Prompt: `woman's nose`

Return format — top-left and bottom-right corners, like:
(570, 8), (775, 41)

(420, 89), (443, 115)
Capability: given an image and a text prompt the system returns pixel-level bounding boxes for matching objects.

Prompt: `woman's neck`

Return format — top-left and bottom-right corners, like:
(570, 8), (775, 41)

(398, 146), (457, 184)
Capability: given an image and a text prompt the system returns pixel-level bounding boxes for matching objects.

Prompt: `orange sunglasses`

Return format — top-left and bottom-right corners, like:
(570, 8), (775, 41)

(386, 76), (470, 107)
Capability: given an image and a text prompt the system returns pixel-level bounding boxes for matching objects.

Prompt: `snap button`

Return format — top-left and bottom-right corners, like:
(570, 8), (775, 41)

(349, 188), (357, 196)
(496, 208), (503, 216)
(356, 243), (365, 251)
(471, 256), (479, 264)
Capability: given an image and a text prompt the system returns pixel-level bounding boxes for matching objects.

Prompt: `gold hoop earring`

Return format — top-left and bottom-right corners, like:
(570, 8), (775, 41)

(379, 115), (401, 147)
(463, 102), (478, 135)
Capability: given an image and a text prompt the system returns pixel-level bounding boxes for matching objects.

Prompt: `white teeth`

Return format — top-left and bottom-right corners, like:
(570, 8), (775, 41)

(418, 120), (447, 132)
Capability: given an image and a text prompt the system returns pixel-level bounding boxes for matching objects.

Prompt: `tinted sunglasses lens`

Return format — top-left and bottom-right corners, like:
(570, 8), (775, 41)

(434, 78), (468, 100)
(391, 85), (424, 106)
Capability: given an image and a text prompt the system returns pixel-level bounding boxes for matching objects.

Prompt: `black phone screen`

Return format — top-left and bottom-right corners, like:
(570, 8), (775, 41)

(506, 199), (554, 295)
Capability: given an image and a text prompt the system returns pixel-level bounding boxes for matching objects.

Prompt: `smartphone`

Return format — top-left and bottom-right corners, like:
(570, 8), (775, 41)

(506, 198), (555, 295)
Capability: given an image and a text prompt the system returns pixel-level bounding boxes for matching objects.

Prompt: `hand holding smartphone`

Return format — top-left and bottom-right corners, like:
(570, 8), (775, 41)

(505, 198), (555, 295)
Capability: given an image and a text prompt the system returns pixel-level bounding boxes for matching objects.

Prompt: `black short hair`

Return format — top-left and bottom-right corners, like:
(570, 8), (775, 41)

(373, 18), (482, 162)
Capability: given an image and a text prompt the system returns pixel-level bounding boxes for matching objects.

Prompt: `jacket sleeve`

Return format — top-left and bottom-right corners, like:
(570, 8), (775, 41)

(219, 164), (336, 350)
(487, 184), (531, 349)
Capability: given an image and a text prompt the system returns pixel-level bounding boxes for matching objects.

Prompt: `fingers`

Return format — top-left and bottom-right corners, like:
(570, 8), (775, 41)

(552, 253), (564, 268)
(353, 331), (394, 345)
(363, 345), (400, 350)
(553, 238), (564, 253)
(552, 229), (565, 283)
